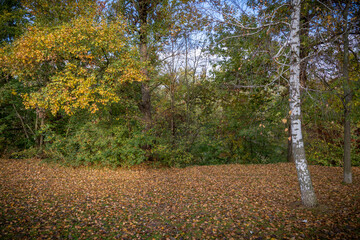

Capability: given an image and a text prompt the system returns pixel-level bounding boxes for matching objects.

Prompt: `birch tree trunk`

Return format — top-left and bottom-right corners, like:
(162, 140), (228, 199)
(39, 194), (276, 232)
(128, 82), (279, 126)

(289, 0), (317, 207)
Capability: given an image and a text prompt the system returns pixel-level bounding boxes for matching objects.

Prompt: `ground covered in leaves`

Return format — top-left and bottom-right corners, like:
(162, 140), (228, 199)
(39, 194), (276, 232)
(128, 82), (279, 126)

(0, 159), (359, 239)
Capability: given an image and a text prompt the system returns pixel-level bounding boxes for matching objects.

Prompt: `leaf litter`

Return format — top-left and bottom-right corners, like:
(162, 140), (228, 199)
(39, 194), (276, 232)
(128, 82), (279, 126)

(0, 159), (359, 239)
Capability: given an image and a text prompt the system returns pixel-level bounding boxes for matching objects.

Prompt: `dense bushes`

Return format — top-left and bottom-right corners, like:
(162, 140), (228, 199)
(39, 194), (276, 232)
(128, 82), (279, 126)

(38, 87), (290, 168)
(45, 123), (145, 167)
(2, 78), (358, 168)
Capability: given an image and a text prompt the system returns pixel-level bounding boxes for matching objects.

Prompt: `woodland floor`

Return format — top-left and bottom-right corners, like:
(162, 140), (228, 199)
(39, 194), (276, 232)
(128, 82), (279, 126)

(0, 159), (359, 239)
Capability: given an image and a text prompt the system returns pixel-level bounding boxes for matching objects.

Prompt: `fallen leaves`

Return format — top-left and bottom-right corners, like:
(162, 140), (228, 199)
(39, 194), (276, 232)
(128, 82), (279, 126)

(0, 159), (359, 239)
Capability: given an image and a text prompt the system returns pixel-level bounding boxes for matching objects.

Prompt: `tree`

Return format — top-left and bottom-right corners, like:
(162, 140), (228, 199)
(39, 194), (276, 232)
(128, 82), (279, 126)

(209, 13), (288, 163)
(157, 1), (209, 139)
(21, 0), (96, 26)
(288, 0), (317, 207)
(0, 0), (27, 42)
(335, 0), (360, 183)
(0, 8), (143, 116)
(109, 0), (201, 130)
(308, 0), (359, 181)
(110, 0), (171, 129)
(0, 0), (34, 153)
(207, 0), (318, 207)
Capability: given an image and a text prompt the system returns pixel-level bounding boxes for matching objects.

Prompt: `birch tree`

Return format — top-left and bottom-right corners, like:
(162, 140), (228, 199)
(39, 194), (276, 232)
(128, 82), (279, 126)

(288, 0), (317, 207)
(207, 0), (318, 207)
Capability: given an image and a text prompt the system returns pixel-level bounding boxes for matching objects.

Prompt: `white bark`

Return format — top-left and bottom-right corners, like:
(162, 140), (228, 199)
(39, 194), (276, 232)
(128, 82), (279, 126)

(289, 0), (317, 207)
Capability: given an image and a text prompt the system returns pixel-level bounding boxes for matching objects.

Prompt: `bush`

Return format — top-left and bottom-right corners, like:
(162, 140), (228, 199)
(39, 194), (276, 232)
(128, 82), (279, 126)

(45, 121), (146, 167)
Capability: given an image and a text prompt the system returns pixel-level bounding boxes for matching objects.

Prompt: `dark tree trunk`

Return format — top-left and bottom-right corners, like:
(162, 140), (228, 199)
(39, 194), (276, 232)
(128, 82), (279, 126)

(342, 0), (352, 184)
(138, 1), (152, 129)
(287, 123), (294, 162)
(36, 108), (46, 150)
(140, 80), (152, 129)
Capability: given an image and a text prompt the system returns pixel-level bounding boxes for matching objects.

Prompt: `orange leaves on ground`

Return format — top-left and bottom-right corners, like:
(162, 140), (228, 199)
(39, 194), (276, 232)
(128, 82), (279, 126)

(0, 159), (359, 239)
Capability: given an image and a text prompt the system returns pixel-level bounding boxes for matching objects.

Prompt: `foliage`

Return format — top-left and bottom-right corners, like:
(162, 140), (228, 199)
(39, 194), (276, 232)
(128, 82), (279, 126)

(150, 142), (194, 167)
(0, 76), (35, 154)
(21, 0), (98, 26)
(0, 0), (35, 155)
(42, 96), (148, 167)
(208, 11), (289, 165)
(304, 107), (360, 167)
(46, 124), (146, 167)
(0, 0), (27, 43)
(0, 0), (359, 169)
(45, 120), (146, 167)
(0, 10), (144, 115)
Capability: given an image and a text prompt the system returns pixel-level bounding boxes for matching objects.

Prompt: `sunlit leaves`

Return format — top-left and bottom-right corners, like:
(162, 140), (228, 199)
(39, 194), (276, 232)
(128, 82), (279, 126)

(1, 10), (144, 115)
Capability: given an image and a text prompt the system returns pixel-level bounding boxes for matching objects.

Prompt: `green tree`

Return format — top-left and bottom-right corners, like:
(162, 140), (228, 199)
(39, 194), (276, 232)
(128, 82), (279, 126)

(109, 0), (171, 129)
(209, 12), (288, 163)
(21, 0), (97, 26)
(0, 0), (27, 42)
(0, 0), (33, 155)
(109, 0), (202, 130)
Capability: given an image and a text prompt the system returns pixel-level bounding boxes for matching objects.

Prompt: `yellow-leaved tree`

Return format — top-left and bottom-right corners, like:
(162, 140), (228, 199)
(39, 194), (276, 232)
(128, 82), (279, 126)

(0, 9), (144, 115)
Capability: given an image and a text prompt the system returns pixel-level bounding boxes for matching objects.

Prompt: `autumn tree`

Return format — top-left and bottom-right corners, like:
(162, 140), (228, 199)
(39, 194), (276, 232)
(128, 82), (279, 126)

(0, 6), (143, 117)
(1, 0), (102, 149)
(311, 0), (360, 183)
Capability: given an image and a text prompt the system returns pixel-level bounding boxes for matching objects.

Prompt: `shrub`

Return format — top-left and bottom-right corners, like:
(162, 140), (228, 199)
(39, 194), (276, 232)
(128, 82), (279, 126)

(45, 121), (146, 167)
